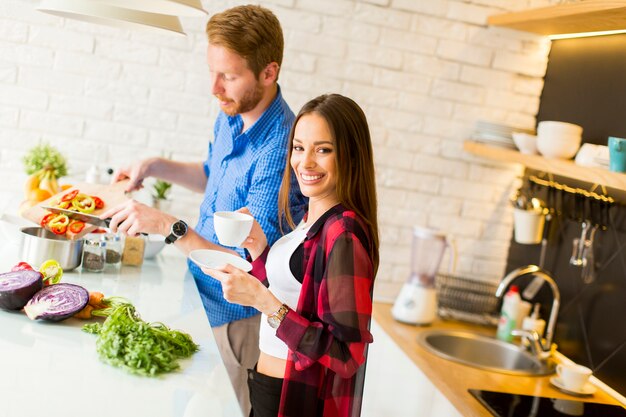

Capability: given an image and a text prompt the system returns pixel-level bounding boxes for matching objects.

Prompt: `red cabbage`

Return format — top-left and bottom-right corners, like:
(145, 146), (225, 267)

(0, 270), (43, 310)
(24, 283), (89, 321)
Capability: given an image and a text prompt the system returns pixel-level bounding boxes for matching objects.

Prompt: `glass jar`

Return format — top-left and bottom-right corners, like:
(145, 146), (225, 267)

(82, 238), (106, 272)
(102, 233), (122, 269)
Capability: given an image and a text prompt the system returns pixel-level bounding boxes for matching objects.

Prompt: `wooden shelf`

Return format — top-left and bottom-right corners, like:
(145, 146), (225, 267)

(488, 1), (626, 36)
(463, 140), (626, 191)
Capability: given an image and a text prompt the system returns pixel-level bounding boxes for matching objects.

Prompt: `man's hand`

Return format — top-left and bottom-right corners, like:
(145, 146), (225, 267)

(111, 158), (158, 193)
(100, 199), (176, 237)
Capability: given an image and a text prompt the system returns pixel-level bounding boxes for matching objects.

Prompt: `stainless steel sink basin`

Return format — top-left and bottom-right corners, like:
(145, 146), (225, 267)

(417, 329), (555, 376)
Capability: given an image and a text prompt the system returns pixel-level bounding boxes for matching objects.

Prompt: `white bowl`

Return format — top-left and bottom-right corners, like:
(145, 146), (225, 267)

(143, 234), (166, 259)
(512, 132), (538, 155)
(537, 133), (582, 159)
(537, 121), (583, 137)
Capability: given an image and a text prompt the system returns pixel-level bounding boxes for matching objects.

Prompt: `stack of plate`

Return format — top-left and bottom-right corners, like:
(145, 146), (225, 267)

(471, 121), (533, 149)
(574, 143), (609, 168)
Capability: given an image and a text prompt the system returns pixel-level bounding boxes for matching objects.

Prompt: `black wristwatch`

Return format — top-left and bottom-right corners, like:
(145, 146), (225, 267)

(165, 220), (188, 244)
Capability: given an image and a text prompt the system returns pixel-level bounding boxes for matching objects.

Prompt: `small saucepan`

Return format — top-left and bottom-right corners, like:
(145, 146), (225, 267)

(19, 227), (84, 271)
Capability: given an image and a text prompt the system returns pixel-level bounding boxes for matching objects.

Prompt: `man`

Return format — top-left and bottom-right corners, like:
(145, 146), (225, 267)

(102, 5), (306, 415)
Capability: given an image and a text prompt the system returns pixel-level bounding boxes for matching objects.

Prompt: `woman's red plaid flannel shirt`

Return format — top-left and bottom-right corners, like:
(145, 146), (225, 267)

(250, 204), (376, 417)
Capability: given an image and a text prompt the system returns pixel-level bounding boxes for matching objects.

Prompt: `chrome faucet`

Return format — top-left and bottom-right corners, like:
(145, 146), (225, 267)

(495, 265), (560, 354)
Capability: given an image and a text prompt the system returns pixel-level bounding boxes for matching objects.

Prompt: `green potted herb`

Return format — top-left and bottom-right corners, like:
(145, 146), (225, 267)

(151, 179), (172, 211)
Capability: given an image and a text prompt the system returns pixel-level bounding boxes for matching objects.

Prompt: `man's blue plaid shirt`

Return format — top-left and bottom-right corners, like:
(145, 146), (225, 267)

(188, 86), (306, 327)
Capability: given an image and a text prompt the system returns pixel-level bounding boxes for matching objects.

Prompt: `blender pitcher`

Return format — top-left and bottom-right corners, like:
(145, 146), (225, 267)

(392, 227), (455, 325)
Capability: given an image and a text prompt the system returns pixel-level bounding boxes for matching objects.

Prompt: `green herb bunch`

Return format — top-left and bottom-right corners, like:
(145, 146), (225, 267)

(83, 299), (199, 376)
(22, 143), (68, 178)
(152, 179), (172, 200)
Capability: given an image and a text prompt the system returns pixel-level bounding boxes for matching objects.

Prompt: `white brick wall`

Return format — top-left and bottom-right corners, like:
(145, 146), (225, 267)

(0, 0), (558, 301)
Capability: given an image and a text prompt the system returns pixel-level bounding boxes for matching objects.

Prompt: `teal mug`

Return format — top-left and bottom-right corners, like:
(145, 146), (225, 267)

(608, 136), (626, 172)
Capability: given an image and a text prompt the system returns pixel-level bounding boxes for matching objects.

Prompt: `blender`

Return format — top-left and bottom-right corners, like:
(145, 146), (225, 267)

(392, 227), (455, 325)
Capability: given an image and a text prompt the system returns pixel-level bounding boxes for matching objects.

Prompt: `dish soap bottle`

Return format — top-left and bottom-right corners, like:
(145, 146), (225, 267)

(522, 303), (546, 341)
(496, 285), (521, 342)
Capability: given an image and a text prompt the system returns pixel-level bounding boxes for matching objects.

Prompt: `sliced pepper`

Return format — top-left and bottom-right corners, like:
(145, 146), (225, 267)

(39, 259), (63, 285)
(92, 196), (104, 210)
(61, 189), (79, 202)
(48, 214), (69, 235)
(50, 224), (68, 235)
(40, 213), (57, 227)
(71, 193), (95, 214)
(57, 200), (71, 210)
(68, 220), (85, 234)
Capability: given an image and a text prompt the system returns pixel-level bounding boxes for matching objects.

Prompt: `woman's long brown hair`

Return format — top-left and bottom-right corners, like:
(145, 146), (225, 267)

(278, 94), (379, 272)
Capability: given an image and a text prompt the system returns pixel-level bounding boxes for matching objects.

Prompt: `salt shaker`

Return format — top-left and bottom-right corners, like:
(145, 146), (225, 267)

(82, 238), (106, 272)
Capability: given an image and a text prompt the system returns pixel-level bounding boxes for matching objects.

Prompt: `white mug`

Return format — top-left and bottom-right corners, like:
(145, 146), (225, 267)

(213, 211), (253, 247)
(557, 363), (592, 392)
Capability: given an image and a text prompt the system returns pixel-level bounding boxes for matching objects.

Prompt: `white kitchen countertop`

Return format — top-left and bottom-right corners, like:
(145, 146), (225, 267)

(0, 241), (241, 417)
(0, 220), (461, 417)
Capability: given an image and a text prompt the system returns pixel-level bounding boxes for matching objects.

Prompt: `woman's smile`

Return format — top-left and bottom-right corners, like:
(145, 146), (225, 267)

(291, 113), (338, 208)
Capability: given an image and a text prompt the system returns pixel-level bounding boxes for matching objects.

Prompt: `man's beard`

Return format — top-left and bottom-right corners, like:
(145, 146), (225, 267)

(217, 82), (264, 116)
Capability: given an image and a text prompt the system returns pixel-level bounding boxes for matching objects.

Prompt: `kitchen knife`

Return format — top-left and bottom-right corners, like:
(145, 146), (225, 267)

(41, 206), (111, 228)
(41, 206), (148, 236)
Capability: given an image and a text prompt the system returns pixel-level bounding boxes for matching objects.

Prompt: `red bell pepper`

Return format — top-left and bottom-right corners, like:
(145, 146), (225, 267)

(61, 189), (79, 202)
(40, 213), (57, 228)
(92, 196), (104, 210)
(68, 220), (85, 234)
(11, 262), (33, 272)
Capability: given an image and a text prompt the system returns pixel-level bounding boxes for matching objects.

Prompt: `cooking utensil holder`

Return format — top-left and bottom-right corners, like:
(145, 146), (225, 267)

(513, 208), (545, 244)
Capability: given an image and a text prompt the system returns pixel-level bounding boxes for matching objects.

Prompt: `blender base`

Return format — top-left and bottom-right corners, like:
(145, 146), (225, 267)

(391, 284), (437, 325)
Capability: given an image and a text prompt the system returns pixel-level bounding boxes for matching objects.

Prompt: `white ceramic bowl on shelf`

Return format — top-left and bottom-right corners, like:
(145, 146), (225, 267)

(512, 132), (538, 155)
(537, 121), (583, 138)
(536, 121), (583, 159)
(537, 134), (582, 159)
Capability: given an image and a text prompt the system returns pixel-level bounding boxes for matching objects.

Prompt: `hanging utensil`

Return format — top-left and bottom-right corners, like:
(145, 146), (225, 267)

(581, 224), (598, 284)
(570, 220), (590, 267)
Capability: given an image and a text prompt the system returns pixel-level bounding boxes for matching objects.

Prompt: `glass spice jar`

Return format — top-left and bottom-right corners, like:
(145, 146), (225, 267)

(82, 238), (106, 272)
(102, 233), (122, 269)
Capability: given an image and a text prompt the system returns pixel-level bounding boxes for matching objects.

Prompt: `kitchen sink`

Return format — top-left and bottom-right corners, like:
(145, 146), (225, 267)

(417, 329), (555, 376)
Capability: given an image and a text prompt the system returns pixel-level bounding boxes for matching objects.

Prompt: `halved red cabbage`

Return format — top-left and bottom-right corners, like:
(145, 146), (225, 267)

(24, 283), (89, 321)
(0, 270), (43, 310)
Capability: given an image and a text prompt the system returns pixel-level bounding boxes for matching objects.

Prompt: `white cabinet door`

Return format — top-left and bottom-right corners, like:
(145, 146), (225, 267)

(362, 320), (463, 417)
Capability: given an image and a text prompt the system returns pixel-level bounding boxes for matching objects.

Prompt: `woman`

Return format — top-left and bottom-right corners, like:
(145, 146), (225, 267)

(204, 94), (379, 417)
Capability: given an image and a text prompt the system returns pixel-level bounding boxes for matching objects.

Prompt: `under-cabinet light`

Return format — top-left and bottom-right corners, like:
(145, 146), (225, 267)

(549, 29), (626, 40)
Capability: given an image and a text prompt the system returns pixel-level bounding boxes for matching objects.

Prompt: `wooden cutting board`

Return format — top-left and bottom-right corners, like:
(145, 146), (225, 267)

(21, 180), (131, 239)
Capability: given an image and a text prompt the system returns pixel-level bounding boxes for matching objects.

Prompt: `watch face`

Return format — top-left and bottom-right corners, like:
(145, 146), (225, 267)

(172, 220), (187, 237)
(268, 316), (280, 329)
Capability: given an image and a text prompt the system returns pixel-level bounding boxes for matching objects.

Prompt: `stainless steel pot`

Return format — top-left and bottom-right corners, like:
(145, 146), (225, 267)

(19, 227), (84, 271)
